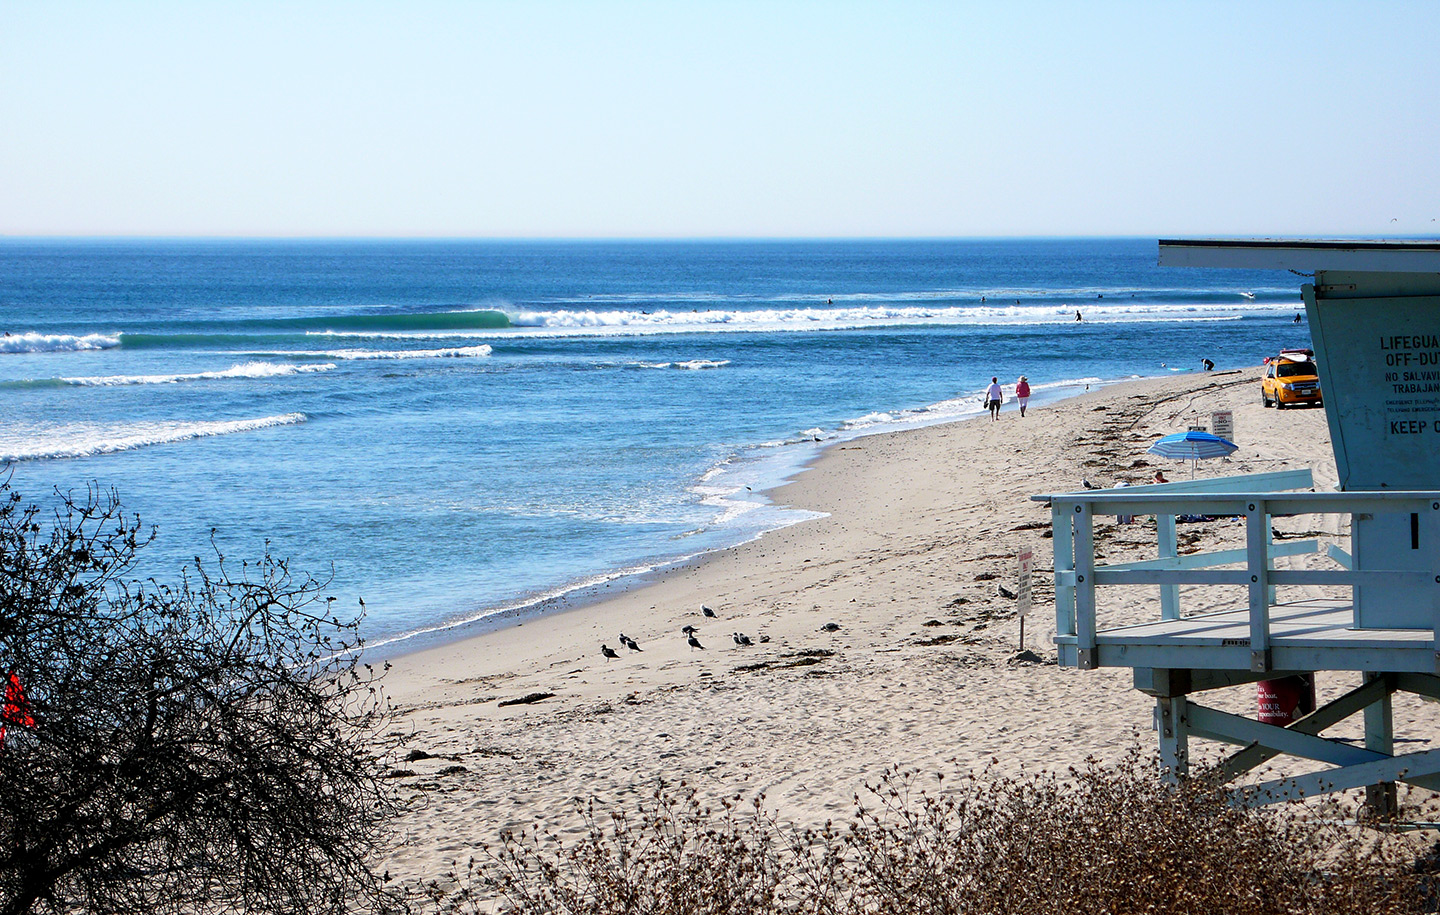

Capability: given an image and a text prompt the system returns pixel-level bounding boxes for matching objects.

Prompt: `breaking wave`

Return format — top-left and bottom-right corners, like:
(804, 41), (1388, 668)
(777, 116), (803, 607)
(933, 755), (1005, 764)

(0, 332), (122, 354)
(271, 345), (492, 360)
(627, 359), (730, 370)
(0, 413), (308, 462)
(60, 361), (336, 386)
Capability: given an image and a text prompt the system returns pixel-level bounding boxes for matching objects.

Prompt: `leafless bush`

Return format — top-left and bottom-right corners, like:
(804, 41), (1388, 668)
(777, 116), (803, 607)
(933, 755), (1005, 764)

(421, 753), (1429, 915)
(0, 481), (399, 915)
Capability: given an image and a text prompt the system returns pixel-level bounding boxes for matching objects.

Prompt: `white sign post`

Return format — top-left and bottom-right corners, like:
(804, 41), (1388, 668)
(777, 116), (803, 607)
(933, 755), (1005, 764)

(1211, 410), (1235, 443)
(1016, 550), (1034, 649)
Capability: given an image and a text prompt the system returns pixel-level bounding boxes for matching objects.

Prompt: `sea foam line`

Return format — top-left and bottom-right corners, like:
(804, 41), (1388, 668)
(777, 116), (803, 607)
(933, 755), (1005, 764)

(627, 359), (729, 370)
(1, 332), (122, 354)
(269, 345), (492, 360)
(60, 361), (336, 386)
(0, 413), (308, 462)
(501, 303), (1279, 336)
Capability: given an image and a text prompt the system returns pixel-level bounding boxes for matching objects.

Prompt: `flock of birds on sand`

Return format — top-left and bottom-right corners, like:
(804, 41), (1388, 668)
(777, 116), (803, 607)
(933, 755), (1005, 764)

(601, 605), (766, 662)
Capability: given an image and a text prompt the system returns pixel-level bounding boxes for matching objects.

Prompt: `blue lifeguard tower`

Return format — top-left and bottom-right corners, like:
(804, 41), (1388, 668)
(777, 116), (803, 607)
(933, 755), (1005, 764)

(1036, 239), (1440, 809)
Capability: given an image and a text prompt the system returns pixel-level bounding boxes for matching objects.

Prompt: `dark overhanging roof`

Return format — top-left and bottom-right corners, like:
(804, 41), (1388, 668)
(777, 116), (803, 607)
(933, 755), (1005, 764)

(1158, 238), (1440, 272)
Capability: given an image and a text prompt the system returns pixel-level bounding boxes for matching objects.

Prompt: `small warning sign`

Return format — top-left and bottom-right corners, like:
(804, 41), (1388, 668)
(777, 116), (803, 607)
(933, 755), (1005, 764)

(1016, 550), (1034, 618)
(1211, 410), (1235, 442)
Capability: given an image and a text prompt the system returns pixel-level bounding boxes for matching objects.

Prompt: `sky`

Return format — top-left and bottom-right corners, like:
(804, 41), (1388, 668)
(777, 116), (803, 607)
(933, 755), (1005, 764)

(2, 1), (1438, 238)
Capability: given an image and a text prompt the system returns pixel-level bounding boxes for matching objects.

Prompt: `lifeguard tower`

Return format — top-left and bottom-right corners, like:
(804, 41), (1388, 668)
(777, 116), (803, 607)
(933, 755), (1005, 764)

(1036, 239), (1440, 810)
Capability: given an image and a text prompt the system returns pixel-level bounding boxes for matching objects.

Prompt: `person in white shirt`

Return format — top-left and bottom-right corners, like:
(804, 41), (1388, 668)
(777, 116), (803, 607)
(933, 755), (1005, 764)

(986, 377), (1003, 421)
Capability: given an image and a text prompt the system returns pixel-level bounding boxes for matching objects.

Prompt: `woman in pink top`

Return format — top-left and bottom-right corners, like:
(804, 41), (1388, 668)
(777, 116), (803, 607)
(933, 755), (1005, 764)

(1015, 375), (1031, 417)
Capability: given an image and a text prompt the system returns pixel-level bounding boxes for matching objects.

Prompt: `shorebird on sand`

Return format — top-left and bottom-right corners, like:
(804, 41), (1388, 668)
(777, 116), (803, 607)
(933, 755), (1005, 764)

(620, 633), (642, 651)
(732, 632), (753, 647)
(601, 644), (619, 661)
(681, 624), (698, 635)
(687, 633), (705, 651)
(702, 605), (717, 618)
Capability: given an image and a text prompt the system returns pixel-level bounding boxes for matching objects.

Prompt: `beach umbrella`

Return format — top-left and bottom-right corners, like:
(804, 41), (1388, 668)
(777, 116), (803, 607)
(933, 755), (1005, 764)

(1147, 430), (1238, 476)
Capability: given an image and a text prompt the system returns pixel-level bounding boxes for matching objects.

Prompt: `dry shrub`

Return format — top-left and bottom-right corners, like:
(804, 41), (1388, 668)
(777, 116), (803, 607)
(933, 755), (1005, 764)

(421, 754), (1430, 915)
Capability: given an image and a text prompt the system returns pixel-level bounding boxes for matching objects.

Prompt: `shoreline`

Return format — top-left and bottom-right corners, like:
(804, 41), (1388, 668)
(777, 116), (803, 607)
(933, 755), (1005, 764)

(367, 373), (1123, 661)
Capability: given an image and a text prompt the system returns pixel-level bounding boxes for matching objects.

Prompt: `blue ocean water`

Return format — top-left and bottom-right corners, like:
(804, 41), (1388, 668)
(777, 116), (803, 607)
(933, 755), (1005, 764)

(0, 238), (1311, 651)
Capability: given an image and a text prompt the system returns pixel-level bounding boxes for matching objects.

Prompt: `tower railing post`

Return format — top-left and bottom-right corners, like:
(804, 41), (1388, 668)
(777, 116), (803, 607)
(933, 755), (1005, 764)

(1246, 499), (1271, 672)
(1074, 501), (1097, 669)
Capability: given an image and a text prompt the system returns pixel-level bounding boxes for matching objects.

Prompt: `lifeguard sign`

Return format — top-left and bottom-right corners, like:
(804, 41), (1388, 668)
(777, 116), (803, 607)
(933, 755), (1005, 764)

(1161, 239), (1440, 629)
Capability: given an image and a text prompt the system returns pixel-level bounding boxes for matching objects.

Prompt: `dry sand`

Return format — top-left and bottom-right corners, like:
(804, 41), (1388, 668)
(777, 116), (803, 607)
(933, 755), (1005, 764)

(377, 366), (1433, 881)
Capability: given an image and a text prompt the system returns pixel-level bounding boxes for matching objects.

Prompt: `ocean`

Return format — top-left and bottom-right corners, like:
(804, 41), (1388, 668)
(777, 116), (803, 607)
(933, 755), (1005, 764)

(0, 238), (1311, 653)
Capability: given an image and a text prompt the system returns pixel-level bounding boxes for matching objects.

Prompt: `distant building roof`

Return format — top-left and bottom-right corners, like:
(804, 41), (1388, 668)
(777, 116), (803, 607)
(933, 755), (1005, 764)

(1158, 238), (1440, 272)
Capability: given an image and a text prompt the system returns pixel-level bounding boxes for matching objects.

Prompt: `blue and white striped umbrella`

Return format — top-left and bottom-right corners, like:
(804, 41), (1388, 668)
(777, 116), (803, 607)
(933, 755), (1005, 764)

(1147, 430), (1238, 474)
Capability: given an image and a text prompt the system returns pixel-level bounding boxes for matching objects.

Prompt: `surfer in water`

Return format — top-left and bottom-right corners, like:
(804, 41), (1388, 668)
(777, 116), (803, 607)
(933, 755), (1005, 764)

(1075, 309), (1082, 322)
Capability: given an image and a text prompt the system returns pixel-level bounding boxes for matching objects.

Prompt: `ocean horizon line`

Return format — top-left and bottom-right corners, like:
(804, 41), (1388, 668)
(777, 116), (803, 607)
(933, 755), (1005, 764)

(4, 233), (1439, 245)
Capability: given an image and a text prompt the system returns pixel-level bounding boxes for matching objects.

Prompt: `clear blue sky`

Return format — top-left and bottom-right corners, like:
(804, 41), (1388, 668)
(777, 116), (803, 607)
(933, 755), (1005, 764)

(3, 1), (1437, 238)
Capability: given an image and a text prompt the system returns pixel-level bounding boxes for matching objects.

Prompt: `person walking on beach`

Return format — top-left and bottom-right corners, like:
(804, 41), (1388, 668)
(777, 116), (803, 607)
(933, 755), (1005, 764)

(986, 377), (1003, 421)
(1015, 375), (1031, 417)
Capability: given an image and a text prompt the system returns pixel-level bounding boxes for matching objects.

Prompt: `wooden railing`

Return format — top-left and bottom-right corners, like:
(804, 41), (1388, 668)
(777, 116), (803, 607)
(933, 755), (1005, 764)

(1034, 471), (1440, 672)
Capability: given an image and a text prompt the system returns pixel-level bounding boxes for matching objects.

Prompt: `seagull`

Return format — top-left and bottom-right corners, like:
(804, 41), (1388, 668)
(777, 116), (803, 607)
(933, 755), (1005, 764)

(681, 624), (698, 635)
(620, 633), (641, 651)
(733, 632), (753, 647)
(688, 633), (705, 651)
(1082, 478), (1095, 490)
(702, 606), (717, 618)
(997, 584), (1017, 600)
(601, 644), (619, 661)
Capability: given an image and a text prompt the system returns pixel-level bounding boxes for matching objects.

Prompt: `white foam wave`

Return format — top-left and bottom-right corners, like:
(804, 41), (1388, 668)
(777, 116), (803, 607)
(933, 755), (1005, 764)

(304, 330), (492, 341)
(271, 345), (492, 360)
(0, 332), (121, 354)
(541, 287), (1288, 307)
(502, 302), (1282, 338)
(629, 359), (730, 370)
(61, 361), (336, 386)
(0, 413), (307, 462)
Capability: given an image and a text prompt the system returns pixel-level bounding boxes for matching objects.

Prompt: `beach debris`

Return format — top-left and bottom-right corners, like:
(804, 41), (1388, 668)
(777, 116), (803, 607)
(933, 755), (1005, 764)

(914, 632), (965, 646)
(973, 571), (999, 581)
(758, 634), (770, 643)
(601, 644), (619, 661)
(687, 633), (705, 651)
(436, 765), (468, 777)
(702, 605), (718, 618)
(735, 648), (834, 673)
(472, 746), (517, 758)
(820, 622), (841, 632)
(732, 632), (754, 647)
(1011, 649), (1046, 664)
(620, 633), (642, 651)
(997, 584), (1017, 600)
(497, 692), (555, 707)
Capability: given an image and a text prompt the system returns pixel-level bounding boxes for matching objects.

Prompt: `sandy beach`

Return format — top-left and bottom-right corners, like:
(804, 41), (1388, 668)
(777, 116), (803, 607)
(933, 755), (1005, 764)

(378, 366), (1431, 881)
